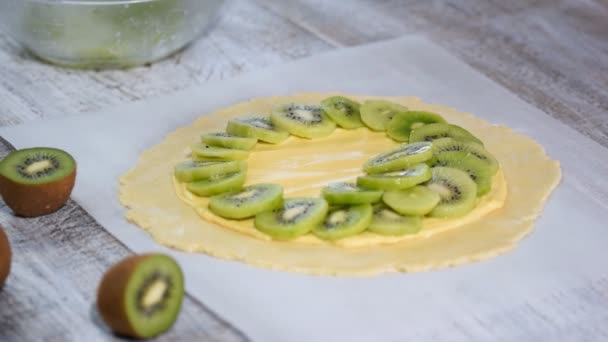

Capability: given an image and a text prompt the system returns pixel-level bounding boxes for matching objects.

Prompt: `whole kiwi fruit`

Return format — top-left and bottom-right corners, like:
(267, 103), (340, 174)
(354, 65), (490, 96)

(0, 226), (11, 288)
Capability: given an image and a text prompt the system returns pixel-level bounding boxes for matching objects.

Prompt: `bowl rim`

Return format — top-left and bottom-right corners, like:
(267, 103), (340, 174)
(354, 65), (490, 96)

(21, 0), (171, 5)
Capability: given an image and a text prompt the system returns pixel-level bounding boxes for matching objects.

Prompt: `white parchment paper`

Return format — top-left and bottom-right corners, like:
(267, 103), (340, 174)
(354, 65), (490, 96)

(1, 36), (608, 341)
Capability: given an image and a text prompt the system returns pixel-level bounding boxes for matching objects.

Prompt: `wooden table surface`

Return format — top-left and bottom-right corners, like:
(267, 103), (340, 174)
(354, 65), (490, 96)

(0, 0), (606, 341)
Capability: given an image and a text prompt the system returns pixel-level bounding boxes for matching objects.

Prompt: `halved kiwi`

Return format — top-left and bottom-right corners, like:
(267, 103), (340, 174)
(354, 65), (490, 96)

(0, 226), (11, 288)
(382, 186), (441, 216)
(386, 111), (446, 142)
(431, 138), (499, 174)
(321, 183), (383, 204)
(320, 96), (363, 129)
(201, 133), (257, 151)
(427, 151), (493, 196)
(254, 198), (328, 240)
(409, 123), (483, 145)
(186, 171), (246, 197)
(209, 183), (284, 219)
(368, 203), (422, 236)
(426, 167), (478, 218)
(0, 147), (76, 217)
(271, 103), (336, 139)
(360, 100), (408, 131)
(363, 142), (433, 174)
(174, 160), (246, 182)
(226, 116), (290, 144)
(97, 254), (184, 339)
(191, 143), (249, 161)
(357, 163), (432, 190)
(312, 204), (373, 240)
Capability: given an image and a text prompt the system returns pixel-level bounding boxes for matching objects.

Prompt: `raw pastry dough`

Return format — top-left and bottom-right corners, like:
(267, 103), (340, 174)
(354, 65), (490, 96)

(120, 94), (561, 276)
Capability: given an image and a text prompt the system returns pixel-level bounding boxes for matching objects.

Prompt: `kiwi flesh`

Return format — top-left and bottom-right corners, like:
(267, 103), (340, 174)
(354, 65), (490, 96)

(364, 142), (433, 174)
(186, 171), (246, 197)
(271, 103), (336, 139)
(0, 226), (11, 288)
(201, 133), (257, 151)
(209, 184), (284, 219)
(0, 147), (76, 217)
(368, 203), (422, 236)
(426, 167), (478, 218)
(360, 100), (408, 131)
(254, 198), (328, 240)
(428, 151), (493, 196)
(97, 254), (184, 339)
(321, 183), (383, 204)
(312, 204), (373, 240)
(226, 116), (289, 144)
(431, 138), (499, 174)
(357, 163), (432, 190)
(320, 96), (363, 129)
(386, 111), (446, 142)
(174, 160), (246, 182)
(382, 186), (441, 216)
(409, 123), (483, 145)
(191, 143), (249, 161)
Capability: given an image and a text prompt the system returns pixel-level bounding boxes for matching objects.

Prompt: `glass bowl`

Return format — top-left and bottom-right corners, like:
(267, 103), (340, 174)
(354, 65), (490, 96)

(0, 0), (226, 69)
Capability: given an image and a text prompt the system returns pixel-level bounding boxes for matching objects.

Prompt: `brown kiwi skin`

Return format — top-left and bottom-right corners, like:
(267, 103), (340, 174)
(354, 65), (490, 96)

(97, 254), (154, 339)
(0, 226), (11, 288)
(0, 168), (76, 217)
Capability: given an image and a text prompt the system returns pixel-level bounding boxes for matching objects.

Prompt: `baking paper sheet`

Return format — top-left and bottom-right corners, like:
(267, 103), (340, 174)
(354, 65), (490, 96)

(2, 36), (608, 341)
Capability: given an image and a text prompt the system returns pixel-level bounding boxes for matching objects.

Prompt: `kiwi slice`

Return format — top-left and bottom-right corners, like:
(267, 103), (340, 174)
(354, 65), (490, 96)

(209, 184), (284, 219)
(191, 143), (249, 161)
(254, 198), (328, 240)
(360, 100), (408, 131)
(0, 147), (76, 217)
(201, 133), (257, 151)
(426, 167), (478, 218)
(0, 226), (11, 288)
(409, 123), (483, 145)
(382, 186), (441, 216)
(368, 203), (422, 236)
(226, 116), (289, 144)
(428, 151), (493, 196)
(186, 171), (246, 197)
(320, 96), (363, 129)
(321, 182), (383, 204)
(270, 103), (336, 139)
(312, 204), (373, 240)
(364, 142), (433, 174)
(174, 160), (246, 182)
(386, 111), (446, 142)
(431, 138), (499, 174)
(357, 163), (432, 190)
(97, 254), (184, 339)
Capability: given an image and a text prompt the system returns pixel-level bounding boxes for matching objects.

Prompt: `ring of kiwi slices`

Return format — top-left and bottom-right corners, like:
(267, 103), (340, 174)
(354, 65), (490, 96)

(174, 97), (501, 242)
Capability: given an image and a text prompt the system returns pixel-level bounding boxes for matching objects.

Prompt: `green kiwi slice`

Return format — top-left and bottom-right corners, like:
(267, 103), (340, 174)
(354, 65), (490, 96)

(0, 226), (11, 288)
(386, 111), (447, 142)
(209, 184), (284, 219)
(428, 151), (493, 196)
(226, 116), (290, 144)
(426, 167), (478, 218)
(174, 160), (246, 182)
(254, 198), (328, 240)
(321, 183), (383, 204)
(409, 123), (483, 145)
(320, 96), (363, 129)
(0, 147), (76, 217)
(312, 204), (373, 240)
(368, 203), (422, 236)
(360, 100), (408, 131)
(201, 133), (258, 151)
(382, 186), (441, 216)
(191, 143), (249, 161)
(363, 142), (433, 174)
(357, 163), (432, 190)
(186, 171), (246, 197)
(270, 103), (336, 139)
(431, 138), (499, 174)
(97, 254), (184, 339)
